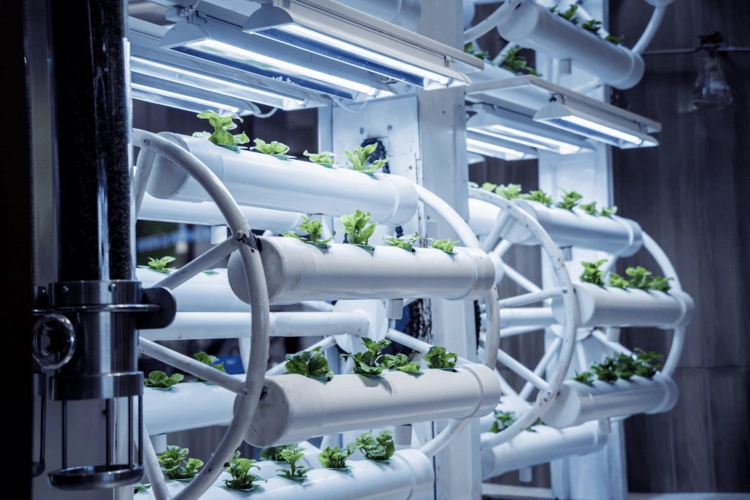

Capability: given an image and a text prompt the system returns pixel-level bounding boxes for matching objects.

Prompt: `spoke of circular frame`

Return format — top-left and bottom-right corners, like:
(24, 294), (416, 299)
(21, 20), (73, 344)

(141, 422), (170, 500)
(496, 349), (548, 391)
(503, 262), (543, 294)
(498, 287), (564, 309)
(152, 237), (238, 291)
(518, 336), (562, 401)
(133, 147), (157, 218)
(575, 340), (590, 373)
(591, 329), (633, 356)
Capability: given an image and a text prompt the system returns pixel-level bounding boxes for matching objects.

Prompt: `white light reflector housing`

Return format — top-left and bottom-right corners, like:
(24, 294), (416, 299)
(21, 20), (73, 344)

(467, 104), (593, 155)
(242, 0), (482, 89)
(467, 131), (537, 161)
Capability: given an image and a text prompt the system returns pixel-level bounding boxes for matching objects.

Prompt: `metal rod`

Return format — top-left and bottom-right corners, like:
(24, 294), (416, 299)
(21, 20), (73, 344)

(61, 401), (67, 469)
(138, 395), (143, 465)
(40, 395), (46, 468)
(106, 399), (112, 465)
(128, 396), (134, 467)
(643, 46), (750, 56)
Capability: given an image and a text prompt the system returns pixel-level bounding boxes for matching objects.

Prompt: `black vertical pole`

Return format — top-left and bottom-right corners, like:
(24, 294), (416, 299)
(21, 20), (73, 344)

(48, 0), (132, 282)
(2, 0), (34, 497)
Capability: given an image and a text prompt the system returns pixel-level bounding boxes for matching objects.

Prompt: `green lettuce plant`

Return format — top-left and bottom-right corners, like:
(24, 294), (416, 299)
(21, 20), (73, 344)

(345, 144), (387, 176)
(600, 205), (618, 217)
(580, 201), (598, 215)
(276, 445), (313, 481)
(380, 352), (421, 373)
(422, 346), (458, 369)
(303, 150), (335, 167)
(521, 189), (554, 207)
(134, 483), (150, 494)
(224, 451), (264, 492)
(556, 189), (583, 211)
(341, 209), (377, 250)
(285, 346), (334, 382)
(340, 338), (392, 376)
(489, 410), (517, 433)
(284, 216), (334, 249)
(318, 445), (356, 469)
(495, 183), (523, 200)
(193, 111), (250, 152)
(580, 259), (608, 287)
(145, 256), (175, 274)
(502, 46), (542, 77)
(261, 445), (293, 462)
(158, 446), (203, 481)
(572, 371), (595, 386)
(144, 370), (183, 390)
(431, 239), (458, 255)
(354, 430), (395, 461)
(251, 138), (291, 160)
(384, 232), (419, 251)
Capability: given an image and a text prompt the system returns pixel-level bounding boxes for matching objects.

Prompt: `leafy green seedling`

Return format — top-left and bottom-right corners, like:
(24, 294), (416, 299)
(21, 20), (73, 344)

(590, 358), (618, 383)
(489, 410), (517, 433)
(468, 182), (479, 188)
(193, 111), (249, 152)
(431, 239), (458, 255)
(146, 256), (175, 274)
(283, 216), (335, 249)
(285, 346), (334, 382)
(158, 446), (203, 480)
(464, 42), (489, 61)
(613, 353), (638, 380)
(354, 430), (395, 461)
(521, 190), (554, 207)
(318, 445), (356, 469)
(276, 445), (313, 481)
(626, 266), (653, 289)
(134, 483), (151, 494)
(495, 183), (523, 200)
(582, 19), (602, 34)
(303, 150), (335, 167)
(649, 276), (674, 292)
(556, 4), (580, 24)
(600, 205), (618, 217)
(502, 46), (542, 77)
(422, 346), (458, 370)
(224, 451), (264, 492)
(384, 232), (419, 251)
(260, 445), (293, 462)
(340, 338), (392, 376)
(251, 138), (291, 160)
(556, 189), (583, 211)
(609, 273), (630, 289)
(605, 35), (624, 45)
(634, 348), (663, 378)
(341, 209), (377, 250)
(572, 371), (595, 386)
(580, 201), (598, 215)
(344, 144), (387, 176)
(481, 182), (498, 192)
(144, 370), (184, 390)
(380, 352), (422, 373)
(192, 352), (225, 383)
(580, 259), (608, 287)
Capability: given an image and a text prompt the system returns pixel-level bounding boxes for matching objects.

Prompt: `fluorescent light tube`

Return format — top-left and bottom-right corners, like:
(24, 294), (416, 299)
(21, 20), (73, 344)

(182, 38), (381, 97)
(534, 101), (658, 148)
(131, 56), (307, 108)
(466, 137), (533, 161)
(131, 83), (242, 115)
(486, 123), (581, 155)
(255, 24), (452, 87)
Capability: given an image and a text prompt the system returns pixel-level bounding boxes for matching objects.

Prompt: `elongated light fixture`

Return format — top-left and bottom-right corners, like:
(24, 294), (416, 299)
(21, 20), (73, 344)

(161, 16), (394, 101)
(467, 104), (593, 155)
(467, 131), (537, 161)
(242, 1), (482, 89)
(534, 97), (658, 148)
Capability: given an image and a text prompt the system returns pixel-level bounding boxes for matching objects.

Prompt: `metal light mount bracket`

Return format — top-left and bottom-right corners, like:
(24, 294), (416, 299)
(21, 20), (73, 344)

(242, 0), (483, 90)
(32, 280), (175, 490)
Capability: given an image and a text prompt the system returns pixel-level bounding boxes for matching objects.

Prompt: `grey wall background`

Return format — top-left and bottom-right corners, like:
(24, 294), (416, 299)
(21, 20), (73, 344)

(610, 0), (750, 493)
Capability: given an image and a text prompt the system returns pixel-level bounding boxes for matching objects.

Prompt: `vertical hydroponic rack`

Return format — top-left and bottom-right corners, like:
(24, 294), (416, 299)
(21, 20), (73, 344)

(27, 1), (686, 499)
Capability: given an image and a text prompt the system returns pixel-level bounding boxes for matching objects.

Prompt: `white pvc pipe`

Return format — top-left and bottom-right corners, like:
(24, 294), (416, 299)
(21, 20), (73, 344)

(503, 263), (542, 294)
(141, 311), (369, 341)
(498, 287), (563, 309)
(496, 1), (644, 89)
(499, 308), (556, 328)
(491, 199), (644, 257)
(463, 0), (520, 43)
(542, 374), (679, 428)
(551, 283), (694, 329)
(137, 268), (250, 313)
(631, 6), (668, 55)
(137, 449), (434, 500)
(518, 336), (562, 400)
(143, 379), (239, 435)
(145, 133), (419, 225)
(481, 422), (606, 479)
(228, 236), (496, 304)
(469, 197), (501, 236)
(246, 366), (502, 447)
(496, 349), (548, 391)
(139, 192), (304, 233)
